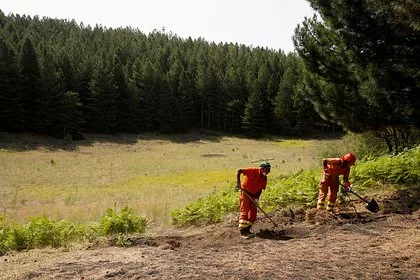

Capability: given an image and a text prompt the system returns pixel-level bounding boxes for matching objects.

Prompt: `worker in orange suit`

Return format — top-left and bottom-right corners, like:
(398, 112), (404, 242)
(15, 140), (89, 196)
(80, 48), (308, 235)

(317, 152), (356, 212)
(236, 162), (271, 238)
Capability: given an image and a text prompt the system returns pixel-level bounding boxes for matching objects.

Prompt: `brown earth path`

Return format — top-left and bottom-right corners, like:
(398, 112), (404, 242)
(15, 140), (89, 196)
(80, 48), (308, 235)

(1, 202), (419, 280)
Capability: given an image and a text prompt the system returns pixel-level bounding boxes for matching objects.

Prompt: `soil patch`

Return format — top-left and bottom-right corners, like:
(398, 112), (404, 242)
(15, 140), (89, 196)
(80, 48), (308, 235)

(201, 153), (228, 157)
(1, 202), (419, 279)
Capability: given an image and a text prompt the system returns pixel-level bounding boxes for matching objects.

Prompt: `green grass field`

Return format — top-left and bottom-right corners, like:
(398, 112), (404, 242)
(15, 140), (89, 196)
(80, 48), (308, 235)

(0, 132), (343, 227)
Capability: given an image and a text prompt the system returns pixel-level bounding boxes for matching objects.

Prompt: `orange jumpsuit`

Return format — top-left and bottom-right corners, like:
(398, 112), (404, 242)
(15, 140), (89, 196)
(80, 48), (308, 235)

(317, 158), (350, 211)
(238, 168), (267, 230)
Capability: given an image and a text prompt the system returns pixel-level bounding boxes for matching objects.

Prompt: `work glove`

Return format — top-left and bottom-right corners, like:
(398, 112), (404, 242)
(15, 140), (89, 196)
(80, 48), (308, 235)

(344, 181), (352, 191)
(235, 181), (241, 191)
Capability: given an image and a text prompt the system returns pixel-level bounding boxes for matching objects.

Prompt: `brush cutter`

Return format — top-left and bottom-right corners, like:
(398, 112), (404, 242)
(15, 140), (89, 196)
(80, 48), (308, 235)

(241, 189), (278, 228)
(339, 183), (380, 213)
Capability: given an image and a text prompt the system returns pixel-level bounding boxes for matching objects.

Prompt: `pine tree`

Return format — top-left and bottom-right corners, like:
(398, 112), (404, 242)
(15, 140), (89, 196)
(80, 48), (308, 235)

(274, 54), (327, 135)
(35, 46), (65, 135)
(89, 59), (118, 133)
(223, 63), (245, 133)
(178, 68), (196, 130)
(19, 37), (41, 130)
(0, 35), (24, 130)
(195, 58), (209, 129)
(111, 53), (131, 132)
(257, 62), (274, 132)
(127, 58), (144, 132)
(294, 0), (420, 151)
(160, 59), (184, 133)
(242, 82), (265, 137)
(139, 59), (160, 132)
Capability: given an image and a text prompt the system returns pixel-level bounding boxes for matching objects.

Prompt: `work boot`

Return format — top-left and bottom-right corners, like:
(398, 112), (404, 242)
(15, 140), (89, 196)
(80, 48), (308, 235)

(240, 226), (254, 238)
(326, 207), (335, 213)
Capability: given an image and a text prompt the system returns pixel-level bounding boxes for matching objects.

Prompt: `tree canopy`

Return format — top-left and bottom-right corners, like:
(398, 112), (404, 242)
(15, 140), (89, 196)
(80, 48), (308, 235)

(0, 10), (328, 138)
(293, 0), (419, 152)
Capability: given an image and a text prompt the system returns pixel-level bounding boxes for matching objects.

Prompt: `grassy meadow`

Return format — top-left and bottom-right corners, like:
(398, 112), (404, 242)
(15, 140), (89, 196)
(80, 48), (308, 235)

(0, 132), (343, 227)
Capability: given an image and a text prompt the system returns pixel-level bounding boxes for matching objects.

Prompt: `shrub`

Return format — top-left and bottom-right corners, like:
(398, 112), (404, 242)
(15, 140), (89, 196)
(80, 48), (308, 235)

(1, 216), (88, 254)
(99, 207), (147, 235)
(0, 217), (10, 255)
(317, 132), (392, 161)
(7, 225), (31, 251)
(171, 188), (238, 226)
(263, 169), (320, 211)
(0, 207), (147, 256)
(354, 145), (420, 186)
(342, 132), (388, 159)
(55, 220), (87, 245)
(28, 216), (62, 248)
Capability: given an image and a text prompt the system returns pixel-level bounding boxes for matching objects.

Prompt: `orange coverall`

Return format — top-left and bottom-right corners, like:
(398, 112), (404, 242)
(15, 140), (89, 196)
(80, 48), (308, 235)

(317, 158), (350, 211)
(238, 168), (267, 230)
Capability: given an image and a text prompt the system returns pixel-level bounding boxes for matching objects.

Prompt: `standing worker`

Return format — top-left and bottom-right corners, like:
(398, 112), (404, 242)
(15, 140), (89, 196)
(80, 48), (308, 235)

(317, 152), (357, 212)
(236, 162), (271, 238)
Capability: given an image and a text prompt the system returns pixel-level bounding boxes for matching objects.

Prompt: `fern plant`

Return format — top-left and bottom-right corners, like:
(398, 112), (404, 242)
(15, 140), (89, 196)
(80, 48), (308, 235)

(170, 145), (420, 227)
(99, 207), (147, 235)
(171, 188), (237, 226)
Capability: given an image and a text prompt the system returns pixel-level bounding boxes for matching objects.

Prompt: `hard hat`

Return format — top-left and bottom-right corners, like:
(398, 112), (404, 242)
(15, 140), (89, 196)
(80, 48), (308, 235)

(342, 152), (356, 163)
(260, 162), (271, 169)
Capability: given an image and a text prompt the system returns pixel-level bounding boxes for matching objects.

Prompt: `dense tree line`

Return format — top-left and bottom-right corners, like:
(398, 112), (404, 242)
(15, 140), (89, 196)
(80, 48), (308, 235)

(0, 10), (329, 139)
(2, 1), (418, 152)
(293, 0), (419, 153)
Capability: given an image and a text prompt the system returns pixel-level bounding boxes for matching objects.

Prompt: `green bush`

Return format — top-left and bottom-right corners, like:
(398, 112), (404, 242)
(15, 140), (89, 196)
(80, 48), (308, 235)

(55, 220), (87, 245)
(330, 131), (419, 160)
(343, 132), (388, 159)
(0, 207), (146, 256)
(99, 207), (147, 235)
(1, 217), (87, 253)
(171, 188), (238, 226)
(7, 225), (31, 251)
(0, 217), (10, 255)
(263, 169), (320, 211)
(317, 132), (388, 161)
(354, 145), (420, 186)
(28, 216), (62, 248)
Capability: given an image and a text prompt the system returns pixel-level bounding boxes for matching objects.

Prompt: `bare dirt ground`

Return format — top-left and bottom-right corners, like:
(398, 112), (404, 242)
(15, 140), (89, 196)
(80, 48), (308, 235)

(1, 192), (419, 280)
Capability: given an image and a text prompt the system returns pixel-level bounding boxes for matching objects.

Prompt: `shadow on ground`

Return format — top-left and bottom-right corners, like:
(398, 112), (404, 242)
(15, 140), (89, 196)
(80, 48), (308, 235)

(0, 131), (225, 152)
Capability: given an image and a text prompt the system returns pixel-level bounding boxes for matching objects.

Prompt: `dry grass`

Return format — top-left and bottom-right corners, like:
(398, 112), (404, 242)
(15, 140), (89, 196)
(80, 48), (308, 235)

(0, 132), (343, 226)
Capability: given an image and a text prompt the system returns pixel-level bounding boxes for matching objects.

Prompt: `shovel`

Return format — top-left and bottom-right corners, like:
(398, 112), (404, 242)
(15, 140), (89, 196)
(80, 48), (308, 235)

(241, 189), (278, 228)
(339, 183), (380, 213)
